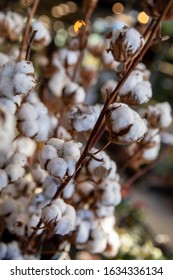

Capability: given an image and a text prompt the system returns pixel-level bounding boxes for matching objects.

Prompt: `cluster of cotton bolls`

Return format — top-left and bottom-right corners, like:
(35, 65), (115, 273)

(0, 2), (172, 261)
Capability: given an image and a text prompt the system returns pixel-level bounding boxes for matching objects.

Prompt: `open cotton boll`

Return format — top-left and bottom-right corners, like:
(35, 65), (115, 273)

(46, 157), (68, 180)
(119, 70), (143, 95)
(27, 213), (43, 236)
(41, 204), (62, 225)
(46, 138), (65, 157)
(107, 26), (144, 63)
(64, 156), (76, 176)
(0, 53), (10, 67)
(106, 103), (147, 144)
(54, 214), (76, 235)
(0, 96), (21, 114)
(76, 221), (91, 244)
(31, 21), (51, 46)
(62, 180), (75, 199)
(48, 70), (69, 97)
(13, 136), (36, 157)
(95, 204), (115, 217)
(144, 102), (172, 128)
(6, 241), (21, 260)
(39, 144), (58, 169)
(52, 198), (67, 214)
(131, 80), (152, 104)
(13, 73), (36, 95)
(0, 198), (17, 216)
(5, 163), (25, 183)
(101, 79), (118, 101)
(14, 213), (28, 237)
(0, 242), (7, 259)
(18, 119), (39, 138)
(63, 141), (82, 161)
(15, 60), (35, 75)
(35, 115), (52, 142)
(0, 169), (8, 191)
(16, 102), (37, 121)
(58, 48), (80, 66)
(62, 82), (86, 105)
(103, 230), (120, 257)
(10, 152), (27, 167)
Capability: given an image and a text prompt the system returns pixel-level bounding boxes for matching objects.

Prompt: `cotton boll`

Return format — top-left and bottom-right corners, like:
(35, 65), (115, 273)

(35, 115), (51, 142)
(76, 221), (91, 244)
(13, 136), (36, 157)
(62, 180), (75, 199)
(62, 82), (86, 105)
(46, 138), (64, 157)
(15, 60), (35, 75)
(119, 70), (143, 95)
(31, 21), (51, 46)
(52, 198), (67, 214)
(14, 213), (28, 237)
(101, 79), (118, 101)
(18, 119), (39, 138)
(13, 73), (36, 95)
(0, 169), (8, 191)
(31, 163), (47, 184)
(5, 163), (25, 183)
(39, 144), (58, 169)
(63, 141), (82, 161)
(48, 70), (68, 97)
(16, 102), (37, 121)
(103, 230), (120, 257)
(46, 158), (68, 180)
(0, 198), (17, 216)
(54, 215), (76, 235)
(0, 76), (14, 98)
(64, 156), (76, 176)
(0, 243), (7, 259)
(41, 204), (62, 225)
(95, 205), (115, 218)
(76, 181), (94, 197)
(10, 152), (27, 167)
(0, 96), (20, 114)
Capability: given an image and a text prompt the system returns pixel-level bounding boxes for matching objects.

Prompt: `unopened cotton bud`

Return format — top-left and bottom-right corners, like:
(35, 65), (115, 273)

(107, 26), (144, 63)
(106, 103), (147, 144)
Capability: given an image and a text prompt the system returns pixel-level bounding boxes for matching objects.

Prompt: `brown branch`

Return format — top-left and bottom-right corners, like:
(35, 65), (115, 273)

(18, 0), (40, 61)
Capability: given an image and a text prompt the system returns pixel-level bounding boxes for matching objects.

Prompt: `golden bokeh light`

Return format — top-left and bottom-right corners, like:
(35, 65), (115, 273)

(137, 11), (150, 24)
(73, 20), (86, 33)
(112, 3), (124, 14)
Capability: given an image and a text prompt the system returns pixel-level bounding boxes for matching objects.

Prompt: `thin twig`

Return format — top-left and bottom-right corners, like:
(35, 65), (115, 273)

(25, 30), (37, 60)
(18, 0), (40, 61)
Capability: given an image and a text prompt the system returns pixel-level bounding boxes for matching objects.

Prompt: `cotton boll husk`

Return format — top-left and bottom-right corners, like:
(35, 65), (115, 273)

(47, 157), (68, 179)
(18, 119), (39, 138)
(54, 215), (76, 235)
(39, 144), (58, 169)
(5, 163), (25, 183)
(0, 242), (7, 259)
(41, 204), (62, 225)
(16, 102), (37, 121)
(0, 169), (8, 191)
(46, 138), (64, 157)
(76, 221), (91, 244)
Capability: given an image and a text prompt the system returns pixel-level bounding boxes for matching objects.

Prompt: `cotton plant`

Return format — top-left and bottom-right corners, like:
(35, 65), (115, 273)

(0, 0), (172, 261)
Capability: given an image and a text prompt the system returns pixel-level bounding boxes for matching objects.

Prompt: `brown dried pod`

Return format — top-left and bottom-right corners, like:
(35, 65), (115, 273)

(141, 0), (173, 20)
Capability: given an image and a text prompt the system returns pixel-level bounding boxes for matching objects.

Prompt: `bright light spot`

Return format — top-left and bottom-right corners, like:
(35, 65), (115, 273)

(73, 20), (86, 33)
(67, 1), (78, 13)
(59, 4), (70, 14)
(20, 0), (34, 6)
(68, 25), (78, 37)
(54, 30), (68, 47)
(51, 6), (66, 18)
(35, 187), (43, 194)
(53, 21), (65, 32)
(39, 15), (50, 27)
(137, 11), (150, 24)
(112, 3), (124, 14)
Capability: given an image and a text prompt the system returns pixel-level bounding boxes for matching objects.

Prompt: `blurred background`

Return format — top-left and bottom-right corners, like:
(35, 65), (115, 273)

(1, 0), (173, 259)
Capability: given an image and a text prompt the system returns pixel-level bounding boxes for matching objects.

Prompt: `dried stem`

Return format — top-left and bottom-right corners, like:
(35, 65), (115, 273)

(18, 0), (40, 61)
(25, 30), (37, 60)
